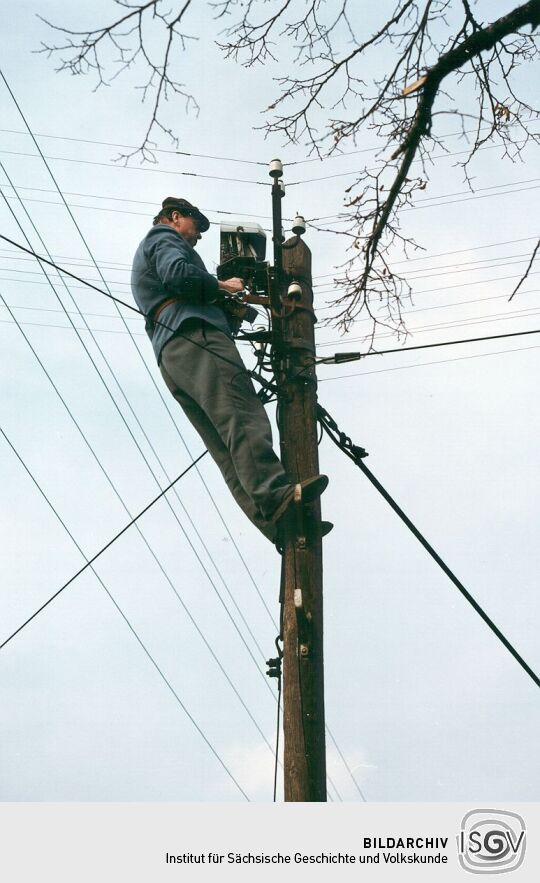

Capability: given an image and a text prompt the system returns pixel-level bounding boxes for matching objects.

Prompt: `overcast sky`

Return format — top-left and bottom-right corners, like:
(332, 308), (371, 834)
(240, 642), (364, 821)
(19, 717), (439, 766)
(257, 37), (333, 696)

(0, 0), (538, 803)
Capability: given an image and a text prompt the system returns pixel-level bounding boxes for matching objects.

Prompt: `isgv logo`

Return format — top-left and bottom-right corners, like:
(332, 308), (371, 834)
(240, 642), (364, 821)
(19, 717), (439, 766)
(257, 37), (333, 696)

(458, 809), (526, 874)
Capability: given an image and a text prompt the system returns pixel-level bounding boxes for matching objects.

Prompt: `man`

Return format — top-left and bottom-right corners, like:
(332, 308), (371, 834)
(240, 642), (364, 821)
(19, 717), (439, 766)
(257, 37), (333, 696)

(131, 196), (328, 545)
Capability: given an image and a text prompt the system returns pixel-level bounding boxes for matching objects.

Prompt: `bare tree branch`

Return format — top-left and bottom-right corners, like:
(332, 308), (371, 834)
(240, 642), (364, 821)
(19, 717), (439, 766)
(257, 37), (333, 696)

(38, 0), (540, 339)
(508, 237), (540, 300)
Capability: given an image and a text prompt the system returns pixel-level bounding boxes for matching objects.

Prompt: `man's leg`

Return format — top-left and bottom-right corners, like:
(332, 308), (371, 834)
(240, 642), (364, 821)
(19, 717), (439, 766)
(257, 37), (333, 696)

(161, 328), (282, 540)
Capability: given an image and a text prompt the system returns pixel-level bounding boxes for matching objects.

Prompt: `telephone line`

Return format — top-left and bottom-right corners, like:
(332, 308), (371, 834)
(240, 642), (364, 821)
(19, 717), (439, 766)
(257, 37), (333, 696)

(0, 122), (504, 167)
(1, 173), (273, 679)
(317, 407), (540, 690)
(315, 270), (540, 307)
(1, 291), (280, 745)
(308, 179), (540, 224)
(0, 148), (267, 186)
(309, 184), (540, 227)
(310, 237), (538, 281)
(287, 138), (537, 186)
(2, 234), (536, 285)
(0, 188), (276, 695)
(317, 342), (540, 382)
(1, 95), (279, 635)
(0, 139), (534, 189)
(0, 430), (250, 799)
(317, 326), (540, 364)
(4, 251), (529, 296)
(313, 255), (530, 293)
(316, 307), (540, 349)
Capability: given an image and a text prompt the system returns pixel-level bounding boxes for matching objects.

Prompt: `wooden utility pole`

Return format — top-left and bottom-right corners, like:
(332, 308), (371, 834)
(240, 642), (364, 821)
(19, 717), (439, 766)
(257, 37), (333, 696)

(269, 160), (327, 802)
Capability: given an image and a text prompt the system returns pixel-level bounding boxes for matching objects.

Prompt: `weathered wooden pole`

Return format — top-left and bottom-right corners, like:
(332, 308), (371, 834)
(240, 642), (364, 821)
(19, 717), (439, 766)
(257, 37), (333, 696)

(268, 160), (327, 801)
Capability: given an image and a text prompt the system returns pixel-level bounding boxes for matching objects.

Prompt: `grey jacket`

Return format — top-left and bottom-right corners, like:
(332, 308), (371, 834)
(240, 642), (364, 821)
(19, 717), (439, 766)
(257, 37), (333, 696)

(131, 224), (231, 362)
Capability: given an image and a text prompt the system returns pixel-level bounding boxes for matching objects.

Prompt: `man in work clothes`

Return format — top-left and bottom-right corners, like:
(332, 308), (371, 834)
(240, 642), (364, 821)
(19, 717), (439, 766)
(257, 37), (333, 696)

(131, 197), (328, 545)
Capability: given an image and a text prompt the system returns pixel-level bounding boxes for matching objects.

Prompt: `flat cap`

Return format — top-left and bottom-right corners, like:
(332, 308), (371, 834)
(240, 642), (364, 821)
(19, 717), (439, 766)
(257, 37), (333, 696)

(161, 197), (210, 232)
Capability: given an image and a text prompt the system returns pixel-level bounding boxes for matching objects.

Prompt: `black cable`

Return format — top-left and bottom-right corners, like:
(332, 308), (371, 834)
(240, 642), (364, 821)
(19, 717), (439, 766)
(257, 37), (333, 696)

(357, 458), (540, 690)
(0, 183), (280, 222)
(1, 193), (273, 234)
(1, 127), (278, 633)
(315, 289), (540, 341)
(0, 127), (269, 165)
(317, 327), (540, 364)
(0, 232), (276, 392)
(0, 429), (250, 800)
(0, 123), (284, 750)
(2, 153), (277, 639)
(319, 342), (540, 383)
(316, 406), (540, 690)
(0, 187), (275, 689)
(2, 234), (535, 279)
(3, 248), (531, 293)
(0, 444), (206, 651)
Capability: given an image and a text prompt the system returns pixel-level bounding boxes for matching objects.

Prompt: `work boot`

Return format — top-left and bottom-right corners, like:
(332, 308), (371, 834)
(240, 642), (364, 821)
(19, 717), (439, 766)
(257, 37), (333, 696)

(270, 474), (329, 525)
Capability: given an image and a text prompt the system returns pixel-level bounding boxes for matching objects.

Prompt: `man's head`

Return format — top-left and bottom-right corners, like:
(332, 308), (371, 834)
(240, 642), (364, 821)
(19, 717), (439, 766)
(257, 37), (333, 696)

(153, 197), (210, 246)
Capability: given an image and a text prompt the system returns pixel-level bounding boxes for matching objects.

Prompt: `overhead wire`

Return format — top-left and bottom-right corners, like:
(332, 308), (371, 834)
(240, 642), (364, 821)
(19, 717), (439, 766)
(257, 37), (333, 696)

(0, 428), (249, 799)
(2, 234), (536, 281)
(317, 407), (540, 690)
(0, 194), (357, 798)
(1, 85), (279, 636)
(1, 74), (305, 793)
(308, 184), (540, 227)
(4, 81), (528, 800)
(1, 179), (536, 235)
(0, 121), (510, 166)
(317, 342), (540, 383)
(307, 179), (540, 224)
(313, 255), (531, 295)
(317, 326), (540, 363)
(0, 289), (279, 749)
(0, 147), (268, 186)
(314, 270), (540, 311)
(0, 184), (276, 700)
(0, 128), (285, 718)
(310, 236), (539, 282)
(315, 306), (540, 350)
(287, 138), (539, 186)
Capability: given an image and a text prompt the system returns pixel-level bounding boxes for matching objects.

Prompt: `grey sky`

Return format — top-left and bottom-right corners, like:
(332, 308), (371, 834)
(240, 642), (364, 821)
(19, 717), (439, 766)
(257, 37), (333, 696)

(0, 1), (538, 802)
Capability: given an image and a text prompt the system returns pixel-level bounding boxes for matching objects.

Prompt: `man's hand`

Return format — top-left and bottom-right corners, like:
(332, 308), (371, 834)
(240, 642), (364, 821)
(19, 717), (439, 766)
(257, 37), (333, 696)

(218, 277), (245, 295)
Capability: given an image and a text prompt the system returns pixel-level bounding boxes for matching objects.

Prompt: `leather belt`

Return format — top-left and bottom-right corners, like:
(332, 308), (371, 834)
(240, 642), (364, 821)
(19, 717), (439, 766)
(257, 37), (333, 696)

(151, 297), (178, 325)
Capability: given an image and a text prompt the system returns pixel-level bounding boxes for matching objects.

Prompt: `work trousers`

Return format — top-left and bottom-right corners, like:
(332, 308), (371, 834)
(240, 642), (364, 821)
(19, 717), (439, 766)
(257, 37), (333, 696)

(159, 321), (291, 541)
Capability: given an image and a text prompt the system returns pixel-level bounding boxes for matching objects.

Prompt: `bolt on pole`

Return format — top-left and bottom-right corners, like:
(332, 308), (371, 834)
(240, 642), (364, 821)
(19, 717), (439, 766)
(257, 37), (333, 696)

(268, 158), (327, 802)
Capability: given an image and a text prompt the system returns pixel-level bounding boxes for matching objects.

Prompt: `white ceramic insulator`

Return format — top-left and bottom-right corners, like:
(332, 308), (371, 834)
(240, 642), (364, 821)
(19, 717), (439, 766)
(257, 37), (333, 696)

(269, 158), (283, 178)
(292, 215), (306, 235)
(288, 281), (302, 300)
